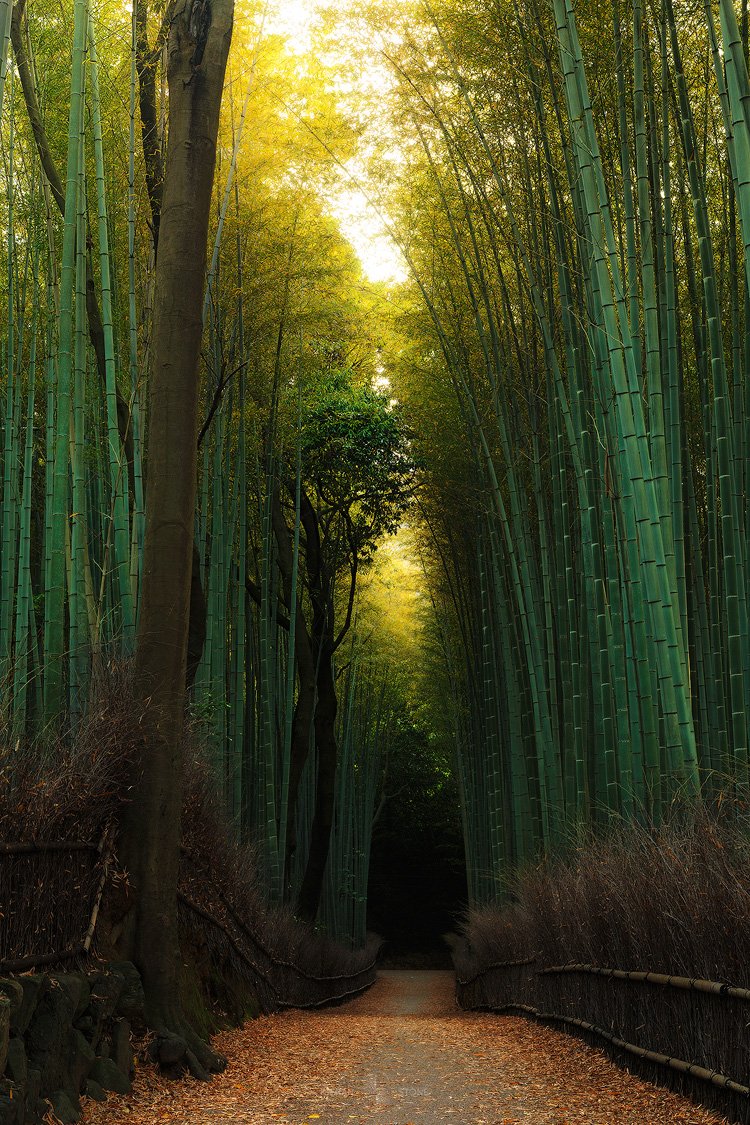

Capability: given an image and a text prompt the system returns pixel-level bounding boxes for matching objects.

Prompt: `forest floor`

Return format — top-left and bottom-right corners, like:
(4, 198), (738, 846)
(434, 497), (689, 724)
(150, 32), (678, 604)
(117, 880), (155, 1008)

(80, 970), (728, 1124)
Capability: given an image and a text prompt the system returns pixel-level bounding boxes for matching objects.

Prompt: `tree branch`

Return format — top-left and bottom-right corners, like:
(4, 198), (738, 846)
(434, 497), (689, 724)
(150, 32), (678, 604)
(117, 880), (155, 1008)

(135, 0), (166, 251)
(244, 574), (291, 632)
(299, 486), (322, 593)
(197, 359), (247, 448)
(333, 553), (358, 653)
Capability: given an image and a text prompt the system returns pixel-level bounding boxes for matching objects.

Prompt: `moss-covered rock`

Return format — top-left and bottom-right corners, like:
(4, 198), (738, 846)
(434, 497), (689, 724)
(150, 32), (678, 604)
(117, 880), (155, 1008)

(51, 975), (90, 1023)
(68, 1031), (95, 1102)
(0, 1079), (24, 1125)
(110, 1019), (133, 1079)
(4, 1039), (26, 1086)
(86, 972), (125, 1029)
(153, 1033), (188, 1068)
(81, 971), (126, 1051)
(24, 984), (74, 1093)
(84, 1079), (106, 1103)
(108, 963), (146, 1035)
(0, 984), (22, 1036)
(23, 1069), (41, 1120)
(0, 1093), (21, 1125)
(88, 1057), (130, 1095)
(48, 1088), (80, 1124)
(15, 978), (48, 1039)
(0, 998), (9, 1074)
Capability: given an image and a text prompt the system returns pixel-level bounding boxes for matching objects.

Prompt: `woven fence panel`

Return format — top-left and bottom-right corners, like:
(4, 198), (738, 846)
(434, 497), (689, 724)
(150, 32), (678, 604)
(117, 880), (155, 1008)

(0, 842), (102, 969)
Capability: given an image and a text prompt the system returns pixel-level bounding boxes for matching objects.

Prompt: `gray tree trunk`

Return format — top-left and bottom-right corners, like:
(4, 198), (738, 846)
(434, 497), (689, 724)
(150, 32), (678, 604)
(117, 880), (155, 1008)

(118, 0), (233, 1032)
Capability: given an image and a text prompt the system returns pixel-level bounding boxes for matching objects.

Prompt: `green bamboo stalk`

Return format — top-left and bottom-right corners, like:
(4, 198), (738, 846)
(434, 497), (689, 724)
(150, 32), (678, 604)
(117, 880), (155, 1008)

(667, 0), (746, 783)
(44, 0), (88, 723)
(89, 18), (134, 652)
(279, 379), (302, 889)
(129, 1), (144, 615)
(0, 85), (16, 699)
(11, 249), (40, 738)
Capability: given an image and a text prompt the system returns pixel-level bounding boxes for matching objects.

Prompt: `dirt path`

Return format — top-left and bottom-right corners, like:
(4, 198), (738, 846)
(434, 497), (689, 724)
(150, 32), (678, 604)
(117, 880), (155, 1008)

(82, 970), (727, 1124)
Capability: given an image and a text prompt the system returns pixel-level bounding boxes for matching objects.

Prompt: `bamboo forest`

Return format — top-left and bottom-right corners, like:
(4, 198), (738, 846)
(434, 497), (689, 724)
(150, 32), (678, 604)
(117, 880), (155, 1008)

(4, 0), (750, 1121)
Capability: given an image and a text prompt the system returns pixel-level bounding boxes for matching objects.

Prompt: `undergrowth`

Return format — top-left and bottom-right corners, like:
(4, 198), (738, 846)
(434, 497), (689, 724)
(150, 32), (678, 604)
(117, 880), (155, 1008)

(453, 804), (750, 1124)
(0, 661), (139, 841)
(0, 661), (377, 1023)
(455, 803), (750, 983)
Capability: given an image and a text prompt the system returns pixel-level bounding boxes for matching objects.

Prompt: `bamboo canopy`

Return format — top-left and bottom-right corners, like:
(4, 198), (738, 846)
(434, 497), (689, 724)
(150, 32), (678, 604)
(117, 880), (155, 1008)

(3, 0), (750, 932)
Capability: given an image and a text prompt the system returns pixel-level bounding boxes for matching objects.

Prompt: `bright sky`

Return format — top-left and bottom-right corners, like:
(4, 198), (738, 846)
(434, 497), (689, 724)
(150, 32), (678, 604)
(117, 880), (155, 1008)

(330, 184), (408, 286)
(266, 0), (408, 284)
(265, 0), (319, 52)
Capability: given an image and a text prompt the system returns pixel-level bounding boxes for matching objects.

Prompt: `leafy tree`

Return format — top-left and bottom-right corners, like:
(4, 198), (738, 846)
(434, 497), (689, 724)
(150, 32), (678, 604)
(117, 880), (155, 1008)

(268, 369), (418, 921)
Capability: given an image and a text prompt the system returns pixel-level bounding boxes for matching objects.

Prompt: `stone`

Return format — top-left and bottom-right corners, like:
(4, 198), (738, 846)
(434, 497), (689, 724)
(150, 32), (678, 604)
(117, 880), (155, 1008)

(0, 998), (9, 1074)
(73, 1014), (95, 1040)
(0, 1082), (23, 1125)
(111, 1019), (133, 1079)
(4, 1039), (26, 1085)
(24, 1068), (41, 1116)
(84, 1079), (106, 1103)
(25, 981), (75, 1091)
(68, 1030), (95, 1098)
(15, 976), (49, 1037)
(25, 987), (93, 1104)
(49, 1088), (80, 1123)
(84, 972), (125, 1050)
(185, 1048), (210, 1082)
(0, 982), (22, 1031)
(31, 1101), (50, 1125)
(156, 1033), (188, 1068)
(95, 1032), (111, 1059)
(109, 962), (146, 1034)
(86, 971), (125, 1026)
(88, 1057), (130, 1095)
(0, 1093), (20, 1125)
(52, 974), (90, 1022)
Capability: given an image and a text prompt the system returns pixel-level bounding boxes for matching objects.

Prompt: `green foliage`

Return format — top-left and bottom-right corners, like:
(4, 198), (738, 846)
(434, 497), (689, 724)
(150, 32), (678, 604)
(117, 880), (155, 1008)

(300, 369), (418, 561)
(14, 0), (750, 947)
(357, 0), (750, 905)
(0, 0), (402, 946)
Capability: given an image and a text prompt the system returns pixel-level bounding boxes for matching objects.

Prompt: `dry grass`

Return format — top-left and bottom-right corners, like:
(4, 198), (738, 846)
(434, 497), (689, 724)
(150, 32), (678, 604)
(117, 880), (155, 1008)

(0, 660), (139, 843)
(0, 662), (140, 965)
(180, 745), (378, 987)
(453, 804), (750, 1123)
(0, 663), (377, 1009)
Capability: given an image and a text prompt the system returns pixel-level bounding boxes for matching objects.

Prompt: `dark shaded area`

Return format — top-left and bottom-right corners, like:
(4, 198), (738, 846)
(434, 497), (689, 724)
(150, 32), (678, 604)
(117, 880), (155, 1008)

(367, 721), (467, 967)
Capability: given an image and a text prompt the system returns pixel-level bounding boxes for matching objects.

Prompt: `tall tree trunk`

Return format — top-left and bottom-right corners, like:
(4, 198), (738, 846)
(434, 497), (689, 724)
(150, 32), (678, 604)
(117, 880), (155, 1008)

(288, 493), (340, 922)
(284, 678), (317, 872)
(270, 484), (317, 880)
(297, 647), (339, 923)
(133, 2), (209, 687)
(118, 0), (233, 1037)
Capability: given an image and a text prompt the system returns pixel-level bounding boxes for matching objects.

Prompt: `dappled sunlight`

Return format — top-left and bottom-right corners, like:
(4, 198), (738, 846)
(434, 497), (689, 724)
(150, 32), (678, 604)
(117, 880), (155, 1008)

(356, 524), (425, 680)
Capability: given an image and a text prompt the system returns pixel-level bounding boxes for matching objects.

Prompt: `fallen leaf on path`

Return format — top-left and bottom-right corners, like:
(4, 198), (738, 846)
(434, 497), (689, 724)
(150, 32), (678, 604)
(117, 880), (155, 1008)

(80, 972), (728, 1125)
